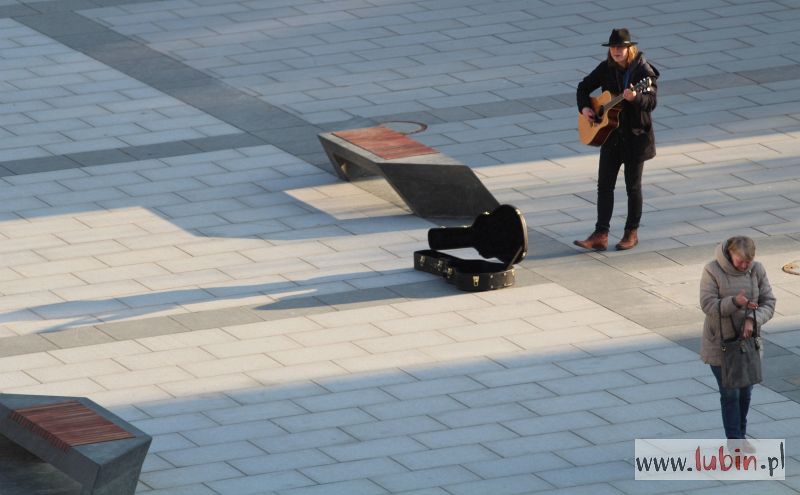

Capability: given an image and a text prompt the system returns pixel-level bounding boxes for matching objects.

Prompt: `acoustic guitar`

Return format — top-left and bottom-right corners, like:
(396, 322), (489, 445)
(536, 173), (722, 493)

(577, 77), (653, 146)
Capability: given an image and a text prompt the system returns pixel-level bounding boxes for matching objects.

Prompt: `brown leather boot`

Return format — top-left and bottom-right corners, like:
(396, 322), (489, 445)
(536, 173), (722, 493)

(573, 230), (608, 251)
(615, 229), (638, 250)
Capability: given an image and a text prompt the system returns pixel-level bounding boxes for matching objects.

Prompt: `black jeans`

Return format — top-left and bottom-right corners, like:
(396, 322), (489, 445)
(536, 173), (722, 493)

(710, 365), (752, 439)
(595, 135), (644, 233)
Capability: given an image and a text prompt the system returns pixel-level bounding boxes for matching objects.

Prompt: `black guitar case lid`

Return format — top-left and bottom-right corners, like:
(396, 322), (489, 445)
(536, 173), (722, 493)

(427, 204), (527, 265)
(414, 205), (527, 292)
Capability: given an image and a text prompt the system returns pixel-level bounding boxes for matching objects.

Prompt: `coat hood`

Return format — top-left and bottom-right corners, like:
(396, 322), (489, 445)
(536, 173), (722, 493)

(635, 53), (660, 80)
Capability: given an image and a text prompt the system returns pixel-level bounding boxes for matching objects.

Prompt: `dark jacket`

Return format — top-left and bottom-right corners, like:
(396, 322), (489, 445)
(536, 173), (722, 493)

(577, 52), (659, 162)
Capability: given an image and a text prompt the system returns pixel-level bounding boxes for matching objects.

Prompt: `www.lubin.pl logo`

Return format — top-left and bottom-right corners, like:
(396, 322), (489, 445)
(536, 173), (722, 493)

(635, 439), (786, 481)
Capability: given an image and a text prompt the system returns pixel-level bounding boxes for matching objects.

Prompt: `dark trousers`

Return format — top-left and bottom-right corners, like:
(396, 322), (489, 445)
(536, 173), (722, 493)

(595, 135), (644, 233)
(710, 365), (752, 439)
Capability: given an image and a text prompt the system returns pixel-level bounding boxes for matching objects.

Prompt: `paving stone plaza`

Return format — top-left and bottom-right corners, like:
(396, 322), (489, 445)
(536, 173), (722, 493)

(1, 0), (800, 493)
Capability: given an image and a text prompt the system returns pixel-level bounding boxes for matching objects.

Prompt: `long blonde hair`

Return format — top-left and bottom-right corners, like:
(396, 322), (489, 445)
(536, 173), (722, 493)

(607, 44), (638, 68)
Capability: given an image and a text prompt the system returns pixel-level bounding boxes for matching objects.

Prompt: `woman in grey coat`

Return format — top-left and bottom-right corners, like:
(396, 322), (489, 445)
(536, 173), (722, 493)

(700, 236), (776, 443)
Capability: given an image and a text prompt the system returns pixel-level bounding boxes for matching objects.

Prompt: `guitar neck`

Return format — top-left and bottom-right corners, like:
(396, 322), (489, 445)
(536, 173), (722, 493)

(605, 93), (626, 111)
(603, 78), (649, 112)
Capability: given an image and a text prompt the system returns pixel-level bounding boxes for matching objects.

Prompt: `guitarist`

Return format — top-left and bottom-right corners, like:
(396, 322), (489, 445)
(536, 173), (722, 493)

(574, 28), (659, 251)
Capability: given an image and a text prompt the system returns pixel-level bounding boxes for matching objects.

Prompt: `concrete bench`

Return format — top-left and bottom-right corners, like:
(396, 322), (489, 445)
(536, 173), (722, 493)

(0, 393), (151, 495)
(318, 125), (499, 218)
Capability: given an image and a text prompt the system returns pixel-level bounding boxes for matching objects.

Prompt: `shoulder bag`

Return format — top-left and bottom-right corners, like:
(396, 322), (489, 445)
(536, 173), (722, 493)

(719, 302), (763, 389)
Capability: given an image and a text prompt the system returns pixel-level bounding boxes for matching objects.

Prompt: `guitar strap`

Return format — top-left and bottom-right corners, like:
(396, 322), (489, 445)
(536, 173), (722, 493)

(413, 249), (516, 292)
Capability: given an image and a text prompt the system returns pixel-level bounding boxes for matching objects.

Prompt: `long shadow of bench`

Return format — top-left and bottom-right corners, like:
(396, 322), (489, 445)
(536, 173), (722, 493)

(319, 125), (499, 218)
(0, 393), (151, 495)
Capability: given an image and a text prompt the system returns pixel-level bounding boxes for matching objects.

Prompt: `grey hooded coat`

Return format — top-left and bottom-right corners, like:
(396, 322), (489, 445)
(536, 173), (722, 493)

(699, 240), (776, 366)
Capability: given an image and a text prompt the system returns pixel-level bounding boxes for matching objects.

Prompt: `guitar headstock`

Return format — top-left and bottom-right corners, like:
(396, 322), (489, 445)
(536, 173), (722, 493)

(635, 77), (653, 94)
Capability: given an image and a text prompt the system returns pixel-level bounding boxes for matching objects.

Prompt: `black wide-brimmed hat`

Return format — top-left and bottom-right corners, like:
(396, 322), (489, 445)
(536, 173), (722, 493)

(602, 28), (637, 47)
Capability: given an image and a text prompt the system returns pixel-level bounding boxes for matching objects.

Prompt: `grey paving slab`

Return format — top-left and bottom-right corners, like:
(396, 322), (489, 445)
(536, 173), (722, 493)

(301, 457), (408, 484)
(40, 324), (114, 348)
(280, 479), (389, 495)
(345, 416), (447, 441)
(373, 465), (480, 493)
(531, 259), (648, 295)
(0, 333), (56, 357)
(320, 436), (426, 463)
(169, 307), (263, 332)
(206, 470), (314, 494)
(364, 396), (465, 421)
(393, 444), (498, 471)
(450, 383), (554, 407)
(504, 410), (609, 436)
(445, 474), (553, 495)
(537, 461), (633, 489)
(229, 448), (335, 476)
(95, 317), (191, 341)
(382, 376), (486, 401)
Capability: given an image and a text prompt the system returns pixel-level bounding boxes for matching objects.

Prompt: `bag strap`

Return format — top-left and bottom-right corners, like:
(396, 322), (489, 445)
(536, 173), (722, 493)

(746, 307), (759, 339)
(749, 272), (759, 339)
(716, 270), (759, 349)
(717, 300), (727, 349)
(718, 298), (747, 348)
(733, 272), (758, 339)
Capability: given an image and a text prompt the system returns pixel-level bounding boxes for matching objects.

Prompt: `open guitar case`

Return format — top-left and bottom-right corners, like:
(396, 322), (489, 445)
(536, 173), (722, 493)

(413, 204), (528, 292)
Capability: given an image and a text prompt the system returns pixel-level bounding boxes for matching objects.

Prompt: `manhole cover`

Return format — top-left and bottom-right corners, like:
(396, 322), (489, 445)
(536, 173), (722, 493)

(784, 261), (800, 275)
(381, 120), (428, 135)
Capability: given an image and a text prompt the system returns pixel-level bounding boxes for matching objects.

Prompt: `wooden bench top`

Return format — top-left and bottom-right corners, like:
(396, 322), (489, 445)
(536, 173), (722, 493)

(9, 401), (134, 451)
(0, 393), (151, 495)
(332, 126), (438, 160)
